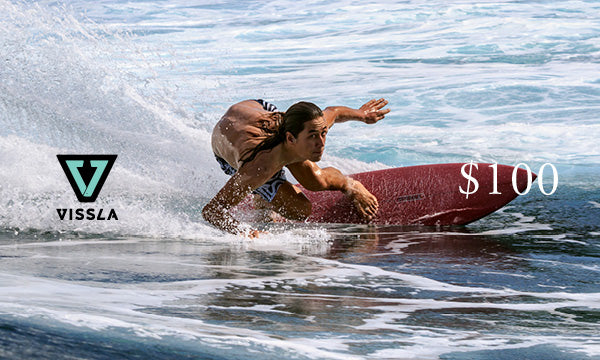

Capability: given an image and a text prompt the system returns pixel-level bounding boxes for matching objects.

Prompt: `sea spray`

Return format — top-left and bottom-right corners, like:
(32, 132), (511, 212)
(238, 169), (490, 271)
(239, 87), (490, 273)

(0, 0), (221, 236)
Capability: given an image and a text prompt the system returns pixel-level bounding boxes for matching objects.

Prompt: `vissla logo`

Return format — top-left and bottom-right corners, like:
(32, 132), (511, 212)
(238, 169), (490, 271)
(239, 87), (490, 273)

(56, 154), (118, 221)
(57, 155), (117, 202)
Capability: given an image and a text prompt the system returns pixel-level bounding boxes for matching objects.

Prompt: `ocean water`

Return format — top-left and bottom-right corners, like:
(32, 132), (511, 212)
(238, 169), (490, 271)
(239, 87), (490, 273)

(1, 0), (599, 359)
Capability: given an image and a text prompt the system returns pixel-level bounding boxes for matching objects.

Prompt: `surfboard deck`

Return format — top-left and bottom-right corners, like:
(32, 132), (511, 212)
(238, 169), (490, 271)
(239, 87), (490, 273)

(235, 163), (536, 226)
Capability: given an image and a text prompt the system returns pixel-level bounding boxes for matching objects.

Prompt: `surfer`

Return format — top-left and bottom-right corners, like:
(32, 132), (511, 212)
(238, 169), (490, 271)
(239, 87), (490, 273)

(202, 98), (390, 237)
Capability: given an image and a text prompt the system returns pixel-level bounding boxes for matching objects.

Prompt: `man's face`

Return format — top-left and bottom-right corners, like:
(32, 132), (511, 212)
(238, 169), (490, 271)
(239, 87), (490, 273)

(293, 116), (328, 162)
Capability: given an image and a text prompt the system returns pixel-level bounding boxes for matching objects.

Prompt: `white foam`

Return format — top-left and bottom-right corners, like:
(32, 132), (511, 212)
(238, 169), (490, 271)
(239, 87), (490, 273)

(2, 239), (600, 358)
(0, 272), (357, 359)
(371, 334), (600, 360)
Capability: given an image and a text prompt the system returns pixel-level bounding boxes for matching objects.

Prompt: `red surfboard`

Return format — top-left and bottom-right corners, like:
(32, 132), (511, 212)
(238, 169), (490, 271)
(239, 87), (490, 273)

(298, 163), (536, 225)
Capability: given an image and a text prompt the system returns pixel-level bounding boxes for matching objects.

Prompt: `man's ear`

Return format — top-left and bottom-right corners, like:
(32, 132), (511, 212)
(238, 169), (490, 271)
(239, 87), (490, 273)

(286, 132), (296, 144)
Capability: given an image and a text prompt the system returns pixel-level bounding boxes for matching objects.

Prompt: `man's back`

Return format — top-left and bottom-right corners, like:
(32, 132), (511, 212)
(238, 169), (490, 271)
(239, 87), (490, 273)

(211, 100), (279, 169)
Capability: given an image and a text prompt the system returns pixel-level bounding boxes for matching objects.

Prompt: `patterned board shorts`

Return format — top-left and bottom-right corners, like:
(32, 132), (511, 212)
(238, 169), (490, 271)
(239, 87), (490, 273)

(213, 99), (286, 203)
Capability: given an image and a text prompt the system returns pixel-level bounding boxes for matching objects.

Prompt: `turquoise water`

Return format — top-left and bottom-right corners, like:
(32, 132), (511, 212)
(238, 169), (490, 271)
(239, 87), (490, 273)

(0, 0), (599, 359)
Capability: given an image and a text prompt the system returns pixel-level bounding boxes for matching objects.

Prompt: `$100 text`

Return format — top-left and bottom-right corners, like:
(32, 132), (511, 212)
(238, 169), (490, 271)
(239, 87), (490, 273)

(459, 161), (558, 199)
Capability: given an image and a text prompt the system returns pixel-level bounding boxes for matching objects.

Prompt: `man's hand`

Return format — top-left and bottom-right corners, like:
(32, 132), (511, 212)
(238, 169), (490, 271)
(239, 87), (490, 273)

(345, 179), (379, 221)
(359, 98), (390, 124)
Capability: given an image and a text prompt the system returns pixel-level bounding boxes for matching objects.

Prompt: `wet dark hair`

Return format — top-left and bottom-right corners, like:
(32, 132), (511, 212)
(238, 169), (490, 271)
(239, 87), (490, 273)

(240, 101), (323, 165)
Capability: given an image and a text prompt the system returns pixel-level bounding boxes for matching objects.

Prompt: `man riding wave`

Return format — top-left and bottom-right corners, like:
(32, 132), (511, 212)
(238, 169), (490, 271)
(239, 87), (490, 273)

(202, 98), (390, 237)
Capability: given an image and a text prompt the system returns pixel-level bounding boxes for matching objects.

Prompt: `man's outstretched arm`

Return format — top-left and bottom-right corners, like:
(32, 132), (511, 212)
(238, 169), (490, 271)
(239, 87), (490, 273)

(287, 160), (379, 220)
(323, 98), (390, 128)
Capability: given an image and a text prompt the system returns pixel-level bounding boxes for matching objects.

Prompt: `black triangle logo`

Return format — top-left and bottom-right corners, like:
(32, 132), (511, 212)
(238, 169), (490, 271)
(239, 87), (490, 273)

(57, 155), (117, 202)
